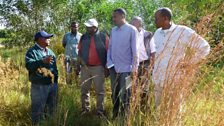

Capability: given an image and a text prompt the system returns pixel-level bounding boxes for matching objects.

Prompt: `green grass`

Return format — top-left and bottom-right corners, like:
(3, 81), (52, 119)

(0, 47), (224, 126)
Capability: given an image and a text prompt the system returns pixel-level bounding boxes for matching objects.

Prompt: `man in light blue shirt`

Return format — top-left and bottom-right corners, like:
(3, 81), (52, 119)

(107, 8), (139, 118)
(62, 21), (82, 85)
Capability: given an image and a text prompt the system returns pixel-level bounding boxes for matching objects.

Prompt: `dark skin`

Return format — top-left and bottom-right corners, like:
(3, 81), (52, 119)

(63, 23), (79, 47)
(86, 26), (97, 35)
(131, 19), (141, 32)
(112, 11), (126, 27)
(36, 37), (54, 64)
(71, 23), (79, 35)
(154, 10), (172, 30)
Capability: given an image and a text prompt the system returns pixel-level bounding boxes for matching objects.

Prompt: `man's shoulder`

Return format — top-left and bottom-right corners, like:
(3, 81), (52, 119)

(27, 44), (37, 51)
(77, 32), (82, 36)
(125, 23), (137, 31)
(80, 32), (89, 40)
(81, 32), (88, 37)
(177, 25), (196, 35)
(64, 32), (71, 36)
(143, 29), (153, 37)
(154, 28), (162, 34)
(152, 28), (162, 39)
(26, 45), (38, 55)
(111, 26), (117, 31)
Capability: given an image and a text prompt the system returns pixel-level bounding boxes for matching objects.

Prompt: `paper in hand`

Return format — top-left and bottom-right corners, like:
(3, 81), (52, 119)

(125, 75), (132, 89)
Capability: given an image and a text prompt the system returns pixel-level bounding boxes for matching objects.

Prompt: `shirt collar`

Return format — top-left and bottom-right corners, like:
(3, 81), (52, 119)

(35, 43), (48, 51)
(159, 23), (177, 34)
(163, 23), (177, 32)
(116, 22), (127, 31)
(70, 32), (80, 38)
(139, 28), (145, 34)
(86, 29), (100, 36)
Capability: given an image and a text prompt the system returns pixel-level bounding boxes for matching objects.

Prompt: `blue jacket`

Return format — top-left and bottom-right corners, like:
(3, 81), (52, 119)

(25, 44), (58, 85)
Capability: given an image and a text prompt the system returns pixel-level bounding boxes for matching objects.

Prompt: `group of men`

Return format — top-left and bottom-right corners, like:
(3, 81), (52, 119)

(25, 7), (210, 125)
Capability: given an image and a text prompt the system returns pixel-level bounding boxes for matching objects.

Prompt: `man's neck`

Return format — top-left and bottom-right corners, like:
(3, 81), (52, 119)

(162, 22), (172, 30)
(138, 27), (142, 32)
(117, 20), (126, 28)
(71, 32), (77, 35)
(36, 43), (46, 49)
(89, 30), (97, 36)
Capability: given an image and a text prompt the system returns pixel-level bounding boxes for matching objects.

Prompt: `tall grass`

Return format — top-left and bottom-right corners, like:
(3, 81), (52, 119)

(0, 42), (224, 126)
(0, 11), (224, 125)
(124, 11), (224, 125)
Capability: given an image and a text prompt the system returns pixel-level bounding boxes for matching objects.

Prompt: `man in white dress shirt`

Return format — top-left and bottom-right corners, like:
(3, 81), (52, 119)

(131, 16), (156, 102)
(152, 7), (210, 107)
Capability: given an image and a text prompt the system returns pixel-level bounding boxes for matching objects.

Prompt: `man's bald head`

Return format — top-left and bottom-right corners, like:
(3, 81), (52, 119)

(154, 7), (173, 29)
(156, 7), (173, 21)
(131, 16), (143, 31)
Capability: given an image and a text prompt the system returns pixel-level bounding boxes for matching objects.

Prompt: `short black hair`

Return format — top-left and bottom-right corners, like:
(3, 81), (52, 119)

(71, 21), (78, 26)
(113, 8), (126, 17)
(157, 7), (172, 20)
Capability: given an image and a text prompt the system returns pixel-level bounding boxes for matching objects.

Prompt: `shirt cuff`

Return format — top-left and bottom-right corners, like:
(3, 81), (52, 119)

(107, 64), (114, 69)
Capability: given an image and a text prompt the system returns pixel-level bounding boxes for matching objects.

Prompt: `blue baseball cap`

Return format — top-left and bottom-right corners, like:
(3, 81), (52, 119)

(34, 30), (54, 41)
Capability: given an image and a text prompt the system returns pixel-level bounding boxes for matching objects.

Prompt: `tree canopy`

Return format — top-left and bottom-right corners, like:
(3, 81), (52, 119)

(0, 0), (223, 47)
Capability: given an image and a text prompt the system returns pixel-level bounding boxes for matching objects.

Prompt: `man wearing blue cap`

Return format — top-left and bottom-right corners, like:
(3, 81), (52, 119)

(25, 30), (58, 125)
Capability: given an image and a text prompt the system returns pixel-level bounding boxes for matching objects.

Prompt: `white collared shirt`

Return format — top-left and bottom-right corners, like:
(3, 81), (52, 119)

(35, 43), (49, 56)
(138, 29), (156, 62)
(152, 23), (210, 86)
(138, 29), (149, 62)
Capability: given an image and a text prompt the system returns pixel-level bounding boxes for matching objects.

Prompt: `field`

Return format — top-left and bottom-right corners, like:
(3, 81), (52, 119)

(0, 41), (223, 126)
(0, 1), (223, 125)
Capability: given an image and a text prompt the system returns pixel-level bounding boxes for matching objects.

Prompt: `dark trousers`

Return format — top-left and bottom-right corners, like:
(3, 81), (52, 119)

(138, 60), (151, 105)
(138, 60), (150, 77)
(31, 83), (58, 124)
(109, 67), (131, 118)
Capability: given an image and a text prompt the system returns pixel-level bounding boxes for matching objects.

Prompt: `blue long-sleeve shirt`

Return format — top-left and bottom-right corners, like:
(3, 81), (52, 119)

(107, 23), (139, 73)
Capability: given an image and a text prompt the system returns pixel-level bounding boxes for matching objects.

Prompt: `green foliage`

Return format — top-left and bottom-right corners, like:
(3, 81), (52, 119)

(0, 29), (7, 38)
(0, 0), (159, 47)
(50, 36), (64, 56)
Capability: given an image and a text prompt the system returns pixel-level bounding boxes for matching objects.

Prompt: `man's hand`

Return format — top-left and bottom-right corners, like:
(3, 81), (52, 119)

(43, 55), (54, 64)
(104, 68), (110, 78)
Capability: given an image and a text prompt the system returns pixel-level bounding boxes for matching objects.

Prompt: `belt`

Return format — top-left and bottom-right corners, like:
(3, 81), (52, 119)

(140, 59), (150, 64)
(86, 64), (101, 67)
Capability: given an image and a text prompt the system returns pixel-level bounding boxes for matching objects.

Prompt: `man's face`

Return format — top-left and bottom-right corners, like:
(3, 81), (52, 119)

(155, 11), (165, 28)
(71, 23), (78, 33)
(39, 37), (50, 47)
(112, 12), (123, 26)
(131, 19), (141, 30)
(86, 26), (96, 34)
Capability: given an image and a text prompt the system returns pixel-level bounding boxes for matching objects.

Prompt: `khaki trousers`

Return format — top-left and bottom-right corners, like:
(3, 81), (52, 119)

(80, 66), (105, 113)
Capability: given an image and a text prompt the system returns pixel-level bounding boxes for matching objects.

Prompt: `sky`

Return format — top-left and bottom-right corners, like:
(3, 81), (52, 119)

(0, 15), (6, 29)
(0, 25), (5, 30)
